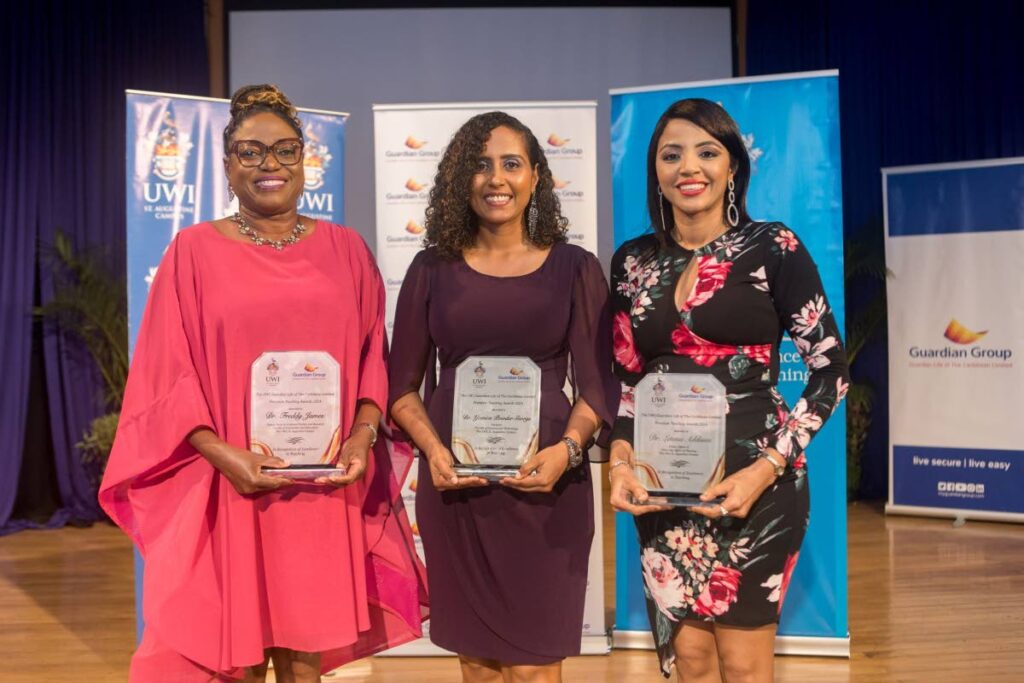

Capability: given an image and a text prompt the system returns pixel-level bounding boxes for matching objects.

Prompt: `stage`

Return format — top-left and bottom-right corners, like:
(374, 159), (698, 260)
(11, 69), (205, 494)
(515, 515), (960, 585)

(2, 501), (1022, 682)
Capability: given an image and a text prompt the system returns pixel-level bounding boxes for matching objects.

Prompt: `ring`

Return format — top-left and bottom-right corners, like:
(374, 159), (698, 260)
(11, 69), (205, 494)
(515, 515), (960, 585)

(718, 505), (730, 517)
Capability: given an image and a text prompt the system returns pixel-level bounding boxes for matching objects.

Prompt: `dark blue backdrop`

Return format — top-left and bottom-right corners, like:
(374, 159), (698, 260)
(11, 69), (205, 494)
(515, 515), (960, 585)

(0, 2), (209, 532)
(4, 3), (1024, 530)
(747, 0), (1024, 497)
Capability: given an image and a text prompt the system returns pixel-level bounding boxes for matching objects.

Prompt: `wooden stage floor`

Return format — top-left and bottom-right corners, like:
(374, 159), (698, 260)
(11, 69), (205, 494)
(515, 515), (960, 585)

(2, 501), (1022, 682)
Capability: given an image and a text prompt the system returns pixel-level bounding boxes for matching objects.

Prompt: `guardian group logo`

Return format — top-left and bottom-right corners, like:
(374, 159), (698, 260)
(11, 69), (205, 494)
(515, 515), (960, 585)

(908, 318), (1012, 368)
(385, 178), (430, 204)
(552, 175), (584, 202)
(544, 132), (584, 158)
(384, 134), (441, 161)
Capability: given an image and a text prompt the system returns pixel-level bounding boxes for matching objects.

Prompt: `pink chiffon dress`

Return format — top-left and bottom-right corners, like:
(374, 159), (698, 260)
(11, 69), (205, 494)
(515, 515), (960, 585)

(99, 221), (428, 681)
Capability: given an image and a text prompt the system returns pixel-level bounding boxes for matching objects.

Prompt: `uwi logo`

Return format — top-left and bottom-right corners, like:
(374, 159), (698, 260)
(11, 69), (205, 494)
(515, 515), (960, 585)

(298, 123), (335, 214)
(265, 358), (280, 384)
(652, 378), (667, 404)
(302, 124), (332, 191)
(150, 110), (192, 181)
(473, 361), (487, 385)
(144, 109), (196, 207)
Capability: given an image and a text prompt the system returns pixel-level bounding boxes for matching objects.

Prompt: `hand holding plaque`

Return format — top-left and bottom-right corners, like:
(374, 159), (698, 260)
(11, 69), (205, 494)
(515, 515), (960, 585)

(250, 351), (346, 481)
(632, 373), (727, 507)
(451, 356), (541, 482)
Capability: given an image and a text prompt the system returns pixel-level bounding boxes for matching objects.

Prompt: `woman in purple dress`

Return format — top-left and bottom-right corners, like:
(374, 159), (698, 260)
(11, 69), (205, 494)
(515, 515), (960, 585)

(388, 112), (618, 683)
(607, 99), (849, 681)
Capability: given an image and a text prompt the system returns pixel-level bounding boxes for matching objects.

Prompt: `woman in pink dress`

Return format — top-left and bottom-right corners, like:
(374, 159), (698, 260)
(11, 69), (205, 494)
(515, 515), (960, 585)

(100, 84), (427, 682)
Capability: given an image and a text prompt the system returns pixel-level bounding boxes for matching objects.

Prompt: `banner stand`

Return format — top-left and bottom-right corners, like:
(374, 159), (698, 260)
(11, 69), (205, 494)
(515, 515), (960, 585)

(883, 158), (1024, 525)
(125, 90), (349, 640)
(373, 101), (607, 657)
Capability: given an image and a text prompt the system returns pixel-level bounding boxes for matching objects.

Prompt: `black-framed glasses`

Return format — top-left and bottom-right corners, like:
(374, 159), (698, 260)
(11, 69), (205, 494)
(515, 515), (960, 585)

(229, 138), (304, 167)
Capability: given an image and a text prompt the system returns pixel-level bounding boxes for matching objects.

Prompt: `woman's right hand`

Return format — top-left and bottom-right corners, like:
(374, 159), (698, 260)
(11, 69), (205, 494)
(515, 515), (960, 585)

(607, 440), (671, 515)
(215, 443), (297, 495)
(426, 447), (488, 490)
(609, 464), (670, 515)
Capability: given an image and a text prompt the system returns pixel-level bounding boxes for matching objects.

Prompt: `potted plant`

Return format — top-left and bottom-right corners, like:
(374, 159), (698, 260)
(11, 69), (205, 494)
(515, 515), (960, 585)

(35, 230), (128, 488)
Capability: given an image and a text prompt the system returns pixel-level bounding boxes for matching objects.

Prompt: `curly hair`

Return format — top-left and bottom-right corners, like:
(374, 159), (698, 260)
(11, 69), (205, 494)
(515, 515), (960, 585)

(646, 98), (751, 245)
(222, 84), (303, 150)
(423, 111), (568, 259)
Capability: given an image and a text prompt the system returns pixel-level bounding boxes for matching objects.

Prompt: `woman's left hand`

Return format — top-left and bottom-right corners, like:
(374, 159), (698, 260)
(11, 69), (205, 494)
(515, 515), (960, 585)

(500, 442), (571, 493)
(315, 430), (372, 487)
(690, 456), (780, 520)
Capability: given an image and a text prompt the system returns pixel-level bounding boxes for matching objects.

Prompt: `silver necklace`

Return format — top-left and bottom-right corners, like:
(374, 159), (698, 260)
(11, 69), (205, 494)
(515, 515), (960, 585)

(232, 212), (305, 250)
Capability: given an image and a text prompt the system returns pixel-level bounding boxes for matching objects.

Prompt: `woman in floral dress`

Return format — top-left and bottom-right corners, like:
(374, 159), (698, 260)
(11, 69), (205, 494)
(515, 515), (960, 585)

(607, 98), (849, 682)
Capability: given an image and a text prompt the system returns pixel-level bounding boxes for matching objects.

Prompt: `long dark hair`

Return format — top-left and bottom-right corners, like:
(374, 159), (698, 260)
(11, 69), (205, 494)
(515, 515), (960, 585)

(423, 111), (567, 259)
(646, 98), (751, 244)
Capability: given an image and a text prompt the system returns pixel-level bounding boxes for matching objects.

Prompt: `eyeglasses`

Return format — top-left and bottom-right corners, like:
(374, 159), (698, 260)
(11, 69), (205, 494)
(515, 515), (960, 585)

(229, 138), (304, 167)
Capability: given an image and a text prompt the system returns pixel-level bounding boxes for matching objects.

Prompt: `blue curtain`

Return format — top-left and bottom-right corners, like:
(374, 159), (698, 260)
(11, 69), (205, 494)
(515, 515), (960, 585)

(0, 2), (209, 532)
(746, 0), (1024, 498)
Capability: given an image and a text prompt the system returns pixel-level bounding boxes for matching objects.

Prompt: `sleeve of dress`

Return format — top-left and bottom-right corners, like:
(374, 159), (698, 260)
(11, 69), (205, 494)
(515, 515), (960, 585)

(352, 231), (388, 413)
(568, 250), (620, 452)
(765, 225), (850, 465)
(98, 234), (214, 548)
(608, 244), (647, 449)
(386, 249), (435, 416)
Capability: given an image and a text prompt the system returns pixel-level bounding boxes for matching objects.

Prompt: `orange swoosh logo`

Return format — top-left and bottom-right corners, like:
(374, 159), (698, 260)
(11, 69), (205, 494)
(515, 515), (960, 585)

(943, 319), (988, 344)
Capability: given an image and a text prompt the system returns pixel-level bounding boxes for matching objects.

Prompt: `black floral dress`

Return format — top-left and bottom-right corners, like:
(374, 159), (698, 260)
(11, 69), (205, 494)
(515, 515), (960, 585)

(609, 222), (849, 676)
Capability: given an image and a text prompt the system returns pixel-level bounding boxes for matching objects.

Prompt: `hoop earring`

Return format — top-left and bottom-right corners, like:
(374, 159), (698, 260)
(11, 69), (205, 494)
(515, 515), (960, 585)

(727, 177), (739, 228)
(657, 187), (669, 235)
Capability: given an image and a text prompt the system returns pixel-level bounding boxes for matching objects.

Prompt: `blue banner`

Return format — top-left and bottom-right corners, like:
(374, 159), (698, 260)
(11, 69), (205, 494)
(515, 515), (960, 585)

(125, 91), (348, 636)
(610, 72), (847, 646)
(885, 159), (1024, 521)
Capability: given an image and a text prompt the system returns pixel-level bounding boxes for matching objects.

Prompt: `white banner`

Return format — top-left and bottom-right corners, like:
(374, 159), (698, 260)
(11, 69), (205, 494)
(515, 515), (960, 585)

(884, 158), (1024, 522)
(374, 101), (607, 656)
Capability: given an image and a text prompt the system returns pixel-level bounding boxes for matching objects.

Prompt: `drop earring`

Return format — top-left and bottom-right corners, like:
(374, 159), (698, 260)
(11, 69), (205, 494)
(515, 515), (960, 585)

(527, 194), (539, 241)
(726, 177), (739, 228)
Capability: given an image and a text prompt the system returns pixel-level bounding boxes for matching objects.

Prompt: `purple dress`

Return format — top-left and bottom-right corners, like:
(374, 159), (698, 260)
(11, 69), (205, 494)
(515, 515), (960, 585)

(388, 242), (618, 664)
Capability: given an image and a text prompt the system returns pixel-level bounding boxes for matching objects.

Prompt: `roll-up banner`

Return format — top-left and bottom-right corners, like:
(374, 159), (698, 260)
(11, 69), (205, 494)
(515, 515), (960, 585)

(372, 101), (608, 656)
(125, 90), (348, 636)
(609, 71), (849, 656)
(884, 158), (1024, 523)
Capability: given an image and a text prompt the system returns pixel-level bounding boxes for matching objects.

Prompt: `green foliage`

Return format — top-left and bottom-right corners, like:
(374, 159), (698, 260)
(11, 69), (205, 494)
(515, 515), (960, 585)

(844, 226), (891, 498)
(34, 230), (128, 481)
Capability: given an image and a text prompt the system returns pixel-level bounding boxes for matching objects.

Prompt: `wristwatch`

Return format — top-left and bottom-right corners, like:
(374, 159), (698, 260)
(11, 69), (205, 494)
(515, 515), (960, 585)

(563, 436), (584, 470)
(758, 450), (786, 478)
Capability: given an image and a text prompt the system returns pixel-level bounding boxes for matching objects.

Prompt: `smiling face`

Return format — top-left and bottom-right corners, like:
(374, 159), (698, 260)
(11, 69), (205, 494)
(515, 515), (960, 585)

(469, 125), (539, 233)
(224, 111), (305, 217)
(655, 118), (734, 228)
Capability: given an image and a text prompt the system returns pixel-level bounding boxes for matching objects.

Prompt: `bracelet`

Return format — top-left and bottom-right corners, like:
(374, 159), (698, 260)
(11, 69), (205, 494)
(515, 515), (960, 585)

(563, 436), (583, 470)
(352, 421), (378, 446)
(608, 459), (632, 483)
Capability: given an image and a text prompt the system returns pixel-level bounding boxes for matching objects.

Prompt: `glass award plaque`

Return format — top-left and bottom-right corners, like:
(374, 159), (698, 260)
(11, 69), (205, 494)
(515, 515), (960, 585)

(633, 373), (727, 507)
(250, 352), (344, 479)
(451, 356), (541, 481)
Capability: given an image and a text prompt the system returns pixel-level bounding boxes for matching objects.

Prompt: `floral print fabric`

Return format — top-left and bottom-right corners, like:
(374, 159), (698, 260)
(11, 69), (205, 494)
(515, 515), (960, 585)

(609, 222), (849, 676)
